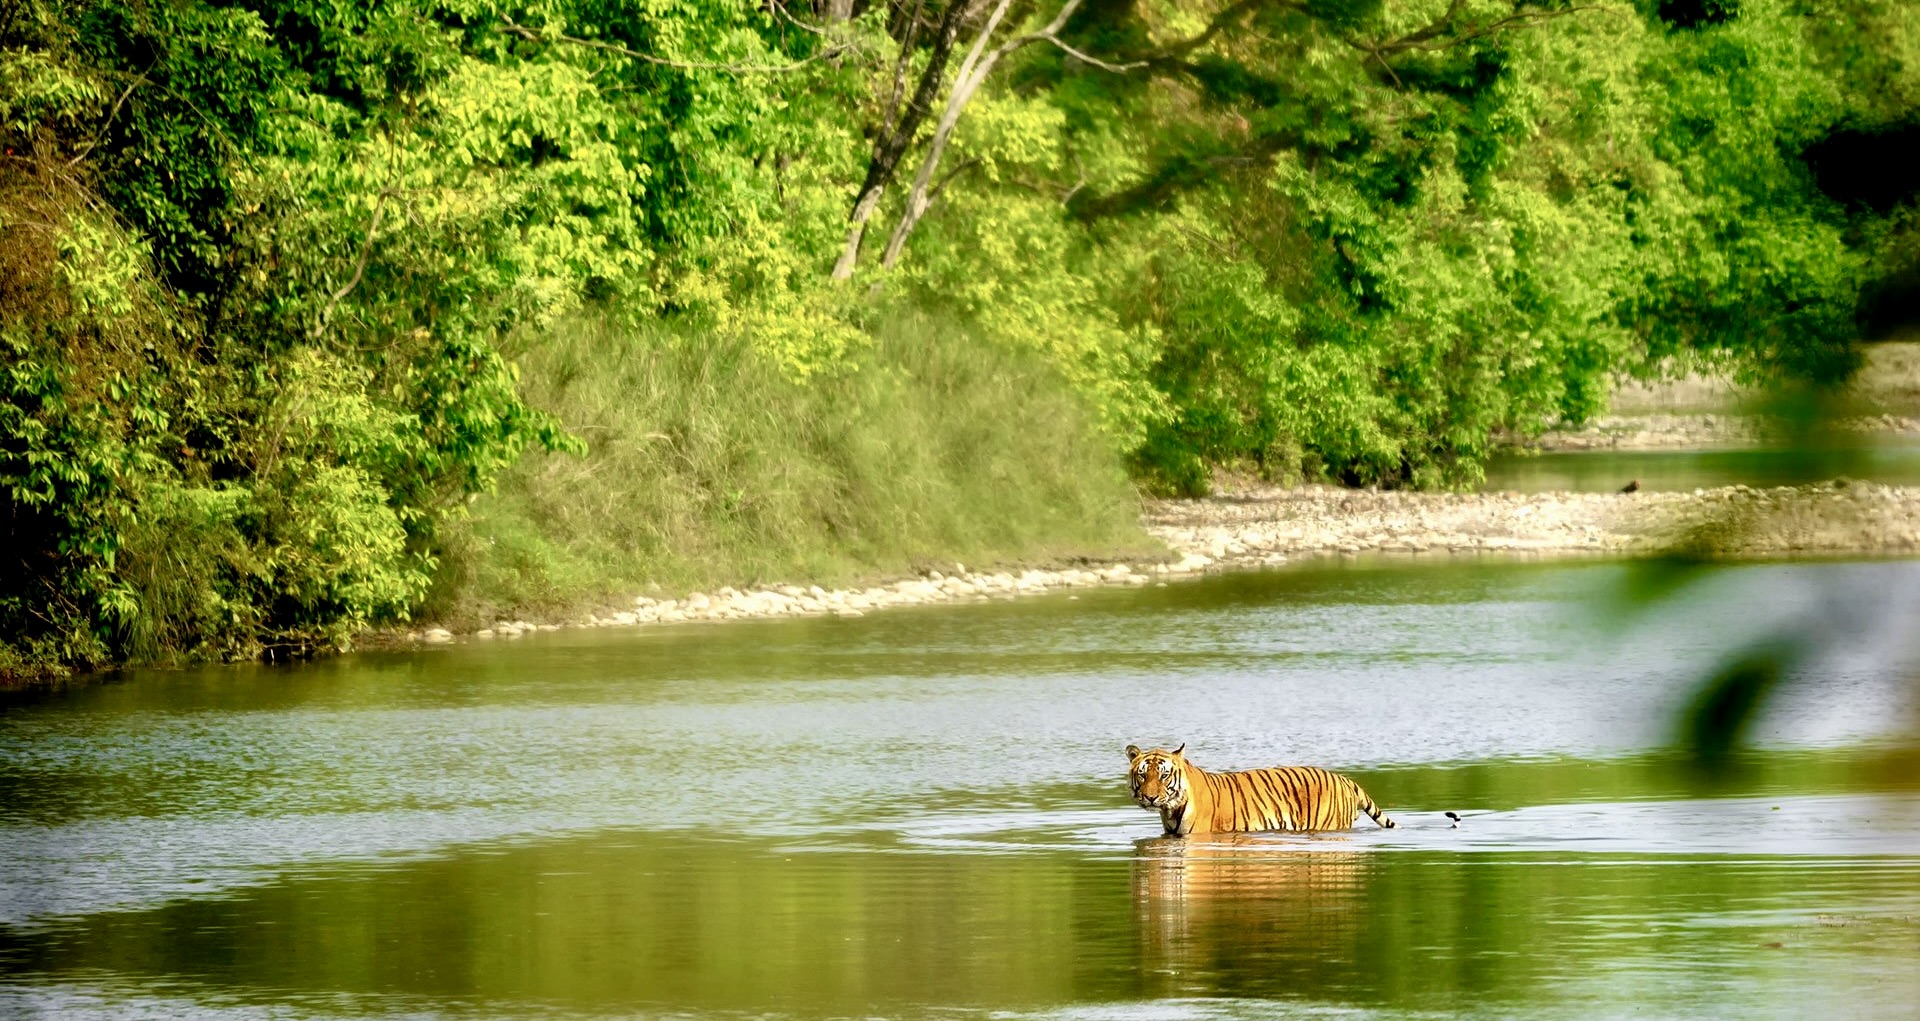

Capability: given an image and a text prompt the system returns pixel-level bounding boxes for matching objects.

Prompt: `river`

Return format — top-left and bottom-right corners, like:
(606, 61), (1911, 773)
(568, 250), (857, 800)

(3, 557), (1919, 1019)
(1481, 438), (1920, 493)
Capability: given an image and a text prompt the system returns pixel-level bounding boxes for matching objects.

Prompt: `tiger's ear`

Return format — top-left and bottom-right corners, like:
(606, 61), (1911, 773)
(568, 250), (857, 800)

(1125, 744), (1141, 760)
(1173, 743), (1185, 757)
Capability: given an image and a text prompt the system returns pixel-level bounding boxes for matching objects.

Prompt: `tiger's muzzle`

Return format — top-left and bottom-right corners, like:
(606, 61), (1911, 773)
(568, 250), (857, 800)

(1132, 776), (1181, 811)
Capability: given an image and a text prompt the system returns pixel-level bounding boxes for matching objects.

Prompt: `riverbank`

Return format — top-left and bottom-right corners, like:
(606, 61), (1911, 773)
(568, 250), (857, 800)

(1528, 413), (1920, 451)
(1526, 342), (1920, 451)
(1146, 479), (1920, 565)
(389, 347), (1920, 643)
(397, 478), (1920, 644)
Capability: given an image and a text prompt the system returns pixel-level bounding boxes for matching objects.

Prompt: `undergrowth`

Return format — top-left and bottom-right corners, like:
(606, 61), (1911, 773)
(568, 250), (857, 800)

(425, 314), (1159, 627)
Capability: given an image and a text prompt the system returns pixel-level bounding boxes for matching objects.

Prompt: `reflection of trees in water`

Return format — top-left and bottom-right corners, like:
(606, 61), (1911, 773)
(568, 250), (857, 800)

(1130, 835), (1373, 999)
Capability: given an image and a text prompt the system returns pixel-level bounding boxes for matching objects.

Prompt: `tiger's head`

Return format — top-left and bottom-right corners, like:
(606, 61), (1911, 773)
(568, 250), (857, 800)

(1127, 743), (1188, 811)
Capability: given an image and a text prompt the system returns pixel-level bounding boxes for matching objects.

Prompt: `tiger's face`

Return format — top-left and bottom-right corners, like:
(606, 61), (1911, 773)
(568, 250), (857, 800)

(1127, 743), (1188, 811)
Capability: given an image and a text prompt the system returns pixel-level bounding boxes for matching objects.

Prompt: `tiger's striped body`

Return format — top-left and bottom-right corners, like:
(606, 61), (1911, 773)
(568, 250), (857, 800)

(1127, 744), (1397, 836)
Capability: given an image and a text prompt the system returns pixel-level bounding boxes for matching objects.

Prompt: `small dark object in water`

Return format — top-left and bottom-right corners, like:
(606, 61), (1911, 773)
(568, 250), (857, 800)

(1445, 811), (1461, 828)
(1620, 479), (1641, 493)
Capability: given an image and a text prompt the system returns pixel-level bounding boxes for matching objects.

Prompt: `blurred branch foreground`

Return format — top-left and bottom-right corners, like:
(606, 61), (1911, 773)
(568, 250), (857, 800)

(1605, 361), (1920, 768)
(1147, 475), (1920, 768)
(1149, 344), (1920, 768)
(1597, 358), (1920, 767)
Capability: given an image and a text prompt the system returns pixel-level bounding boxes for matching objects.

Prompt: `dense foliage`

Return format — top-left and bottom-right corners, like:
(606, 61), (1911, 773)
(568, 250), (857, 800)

(4, 0), (1917, 676)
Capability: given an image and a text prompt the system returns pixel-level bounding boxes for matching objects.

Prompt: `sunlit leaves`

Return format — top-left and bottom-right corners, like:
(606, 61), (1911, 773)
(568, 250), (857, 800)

(4, 0), (1915, 677)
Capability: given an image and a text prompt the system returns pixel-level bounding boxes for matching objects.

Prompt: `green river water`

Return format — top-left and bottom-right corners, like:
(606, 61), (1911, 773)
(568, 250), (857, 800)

(4, 556), (1919, 1019)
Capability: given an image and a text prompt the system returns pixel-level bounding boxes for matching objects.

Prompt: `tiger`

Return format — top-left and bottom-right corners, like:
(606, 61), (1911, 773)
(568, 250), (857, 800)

(1127, 743), (1398, 836)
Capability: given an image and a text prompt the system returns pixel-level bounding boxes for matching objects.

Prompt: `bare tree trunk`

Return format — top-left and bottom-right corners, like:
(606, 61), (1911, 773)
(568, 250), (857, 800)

(827, 0), (855, 21)
(877, 0), (1014, 272)
(831, 188), (887, 279)
(876, 0), (927, 144)
(832, 0), (981, 281)
(878, 0), (1087, 272)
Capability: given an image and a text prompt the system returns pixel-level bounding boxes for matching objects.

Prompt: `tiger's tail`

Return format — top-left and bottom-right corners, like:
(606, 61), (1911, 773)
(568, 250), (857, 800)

(1354, 783), (1397, 829)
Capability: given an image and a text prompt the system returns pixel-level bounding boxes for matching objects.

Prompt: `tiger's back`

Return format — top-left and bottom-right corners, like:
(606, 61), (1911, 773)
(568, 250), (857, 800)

(1200, 764), (1394, 833)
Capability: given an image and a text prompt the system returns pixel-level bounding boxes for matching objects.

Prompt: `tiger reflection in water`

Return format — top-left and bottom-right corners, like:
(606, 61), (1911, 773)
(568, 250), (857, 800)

(1132, 834), (1372, 995)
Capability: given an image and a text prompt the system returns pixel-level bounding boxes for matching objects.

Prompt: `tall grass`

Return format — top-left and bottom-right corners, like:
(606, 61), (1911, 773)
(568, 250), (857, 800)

(427, 314), (1157, 625)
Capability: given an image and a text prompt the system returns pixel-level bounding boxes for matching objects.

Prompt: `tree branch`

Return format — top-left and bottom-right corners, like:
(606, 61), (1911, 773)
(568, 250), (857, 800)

(1068, 129), (1300, 222)
(1035, 33), (1145, 72)
(1008, 0), (1144, 69)
(833, 0), (988, 280)
(65, 75), (145, 168)
(878, 0), (1023, 271)
(877, 0), (929, 141)
(1354, 2), (1617, 59)
(1150, 0), (1305, 61)
(768, 0), (837, 36)
(500, 18), (851, 73)
(927, 155), (983, 204)
(1381, 0), (1471, 53)
(879, 0), (1140, 270)
(309, 188), (393, 342)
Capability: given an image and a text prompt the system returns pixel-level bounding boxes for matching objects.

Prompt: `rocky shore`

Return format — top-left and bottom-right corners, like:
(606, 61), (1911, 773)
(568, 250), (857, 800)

(1530, 413), (1920, 451)
(408, 563), (1162, 643)
(404, 478), (1920, 645)
(1144, 479), (1920, 564)
(1522, 344), (1920, 451)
